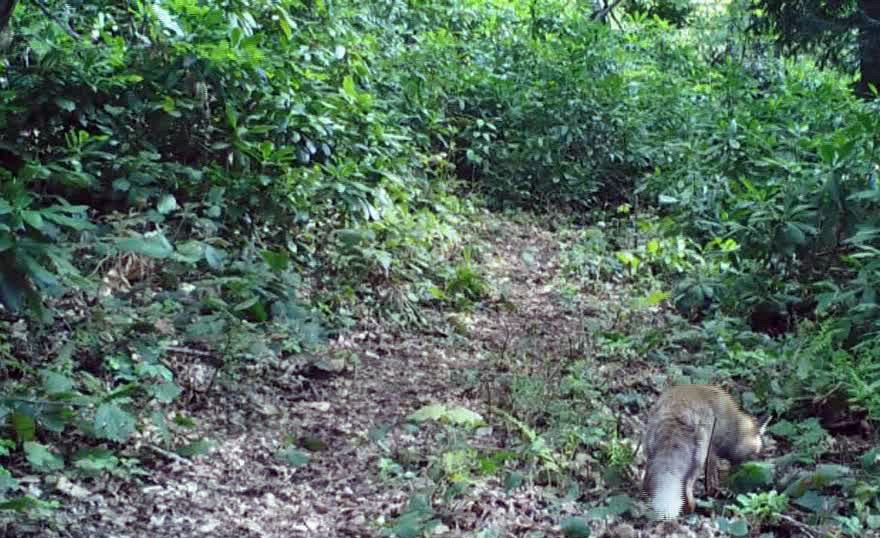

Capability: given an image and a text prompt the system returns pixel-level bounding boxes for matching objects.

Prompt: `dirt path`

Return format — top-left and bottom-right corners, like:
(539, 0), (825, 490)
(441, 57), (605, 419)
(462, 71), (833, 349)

(19, 213), (654, 538)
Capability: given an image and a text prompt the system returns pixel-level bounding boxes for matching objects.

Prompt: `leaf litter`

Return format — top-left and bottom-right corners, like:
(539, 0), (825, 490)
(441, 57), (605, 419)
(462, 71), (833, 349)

(4, 213), (850, 538)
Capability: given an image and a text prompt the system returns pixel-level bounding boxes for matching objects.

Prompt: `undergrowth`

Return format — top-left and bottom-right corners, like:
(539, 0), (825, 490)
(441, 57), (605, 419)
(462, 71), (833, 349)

(1, 0), (879, 535)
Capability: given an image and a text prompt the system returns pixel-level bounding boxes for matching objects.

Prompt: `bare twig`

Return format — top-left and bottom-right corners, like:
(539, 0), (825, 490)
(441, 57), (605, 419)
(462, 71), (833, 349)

(166, 346), (214, 357)
(31, 0), (80, 39)
(704, 416), (717, 494)
(777, 514), (817, 538)
(145, 444), (195, 467)
(590, 0), (625, 22)
(1, 396), (79, 407)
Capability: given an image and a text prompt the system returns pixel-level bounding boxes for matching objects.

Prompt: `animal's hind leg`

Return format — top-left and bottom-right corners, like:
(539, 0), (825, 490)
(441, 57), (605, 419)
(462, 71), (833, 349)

(704, 453), (720, 496)
(684, 474), (697, 514)
(690, 416), (713, 511)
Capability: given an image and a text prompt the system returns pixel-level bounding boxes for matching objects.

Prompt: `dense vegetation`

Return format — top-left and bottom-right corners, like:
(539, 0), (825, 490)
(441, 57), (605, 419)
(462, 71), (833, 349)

(1, 0), (879, 535)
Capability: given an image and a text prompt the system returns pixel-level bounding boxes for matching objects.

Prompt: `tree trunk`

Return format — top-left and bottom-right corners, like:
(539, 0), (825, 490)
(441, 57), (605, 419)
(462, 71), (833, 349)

(0, 0), (17, 34)
(857, 0), (880, 97)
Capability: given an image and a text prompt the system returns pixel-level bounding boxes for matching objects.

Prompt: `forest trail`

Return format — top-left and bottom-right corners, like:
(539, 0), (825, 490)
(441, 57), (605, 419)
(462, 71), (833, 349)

(27, 213), (664, 538)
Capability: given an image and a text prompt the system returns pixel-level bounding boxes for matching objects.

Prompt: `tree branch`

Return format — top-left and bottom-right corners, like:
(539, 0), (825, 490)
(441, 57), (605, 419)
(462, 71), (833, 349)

(0, 0), (19, 34)
(31, 0), (80, 39)
(590, 0), (625, 22)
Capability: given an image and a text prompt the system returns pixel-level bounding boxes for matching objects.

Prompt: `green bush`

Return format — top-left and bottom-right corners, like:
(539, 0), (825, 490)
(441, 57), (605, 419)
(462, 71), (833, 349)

(0, 0), (478, 515)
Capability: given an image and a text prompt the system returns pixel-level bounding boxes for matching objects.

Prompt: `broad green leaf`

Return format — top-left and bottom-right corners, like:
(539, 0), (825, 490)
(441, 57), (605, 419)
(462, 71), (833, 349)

(20, 210), (43, 229)
(716, 517), (749, 536)
(560, 517), (591, 537)
(11, 412), (35, 442)
(275, 446), (310, 467)
(204, 245), (227, 269)
(0, 495), (58, 512)
(112, 178), (131, 192)
(342, 75), (358, 99)
(117, 234), (174, 258)
(276, 6), (294, 39)
(445, 406), (485, 428)
(861, 448), (880, 470)
(260, 249), (290, 272)
(817, 143), (836, 165)
(41, 210), (94, 231)
(785, 464), (850, 497)
(0, 466), (18, 494)
(93, 403), (136, 443)
(73, 448), (119, 474)
(54, 98), (76, 112)
(176, 438), (213, 458)
(0, 267), (28, 313)
(336, 228), (374, 247)
(104, 383), (140, 401)
(727, 462), (774, 492)
(643, 289), (670, 306)
(23, 442), (64, 472)
(814, 464), (851, 481)
(782, 223), (806, 246)
(41, 371), (74, 395)
(503, 470), (524, 491)
(149, 382), (182, 403)
(38, 404), (73, 433)
(233, 295), (260, 312)
(793, 490), (830, 513)
(174, 240), (203, 263)
(151, 3), (184, 36)
(152, 411), (172, 445)
(368, 423), (392, 444)
(374, 250), (392, 272)
(19, 253), (58, 287)
(408, 404), (447, 423)
(605, 494), (634, 515)
(156, 194), (178, 214)
(225, 103), (237, 129)
(391, 495), (437, 538)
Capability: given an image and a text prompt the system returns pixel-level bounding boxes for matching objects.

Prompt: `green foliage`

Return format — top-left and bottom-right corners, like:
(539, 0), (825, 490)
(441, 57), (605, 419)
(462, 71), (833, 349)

(0, 0), (879, 530)
(408, 403), (486, 429)
(389, 4), (641, 208)
(603, 431), (636, 472)
(727, 462), (776, 493)
(0, 0), (483, 517)
(433, 247), (489, 309)
(716, 516), (750, 536)
(275, 446), (311, 468)
(747, 0), (874, 75)
(633, 41), (880, 333)
(622, 0), (695, 26)
(731, 490), (789, 525)
(560, 516), (592, 537)
(0, 179), (92, 315)
(385, 494), (439, 538)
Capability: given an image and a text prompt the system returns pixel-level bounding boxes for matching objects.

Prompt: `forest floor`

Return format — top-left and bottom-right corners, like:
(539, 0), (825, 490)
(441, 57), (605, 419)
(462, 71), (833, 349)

(12, 213), (739, 538)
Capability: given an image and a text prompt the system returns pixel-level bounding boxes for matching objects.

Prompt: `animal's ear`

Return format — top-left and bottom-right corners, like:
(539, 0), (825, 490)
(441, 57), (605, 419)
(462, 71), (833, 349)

(757, 414), (772, 436)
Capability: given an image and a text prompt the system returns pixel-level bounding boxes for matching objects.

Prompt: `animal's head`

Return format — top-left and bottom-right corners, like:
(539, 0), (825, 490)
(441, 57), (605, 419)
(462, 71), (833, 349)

(730, 412), (772, 463)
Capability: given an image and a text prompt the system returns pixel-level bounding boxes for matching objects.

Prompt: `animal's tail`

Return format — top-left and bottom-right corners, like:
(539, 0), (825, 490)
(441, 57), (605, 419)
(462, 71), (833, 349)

(644, 465), (687, 520)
